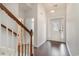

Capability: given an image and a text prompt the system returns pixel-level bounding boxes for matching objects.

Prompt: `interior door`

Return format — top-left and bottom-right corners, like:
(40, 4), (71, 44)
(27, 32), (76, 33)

(50, 19), (64, 42)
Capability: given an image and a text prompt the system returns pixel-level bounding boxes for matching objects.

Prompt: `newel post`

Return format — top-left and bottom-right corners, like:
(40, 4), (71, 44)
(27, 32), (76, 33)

(30, 29), (33, 56)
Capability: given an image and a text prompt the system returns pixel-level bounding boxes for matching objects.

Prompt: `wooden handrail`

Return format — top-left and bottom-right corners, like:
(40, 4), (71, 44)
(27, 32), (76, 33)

(0, 3), (33, 56)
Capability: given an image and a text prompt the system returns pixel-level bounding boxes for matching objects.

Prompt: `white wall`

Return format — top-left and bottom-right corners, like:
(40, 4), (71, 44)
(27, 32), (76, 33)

(36, 4), (47, 47)
(66, 4), (79, 56)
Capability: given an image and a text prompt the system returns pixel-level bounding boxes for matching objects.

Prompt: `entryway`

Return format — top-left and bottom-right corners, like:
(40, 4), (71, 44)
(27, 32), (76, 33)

(50, 18), (65, 43)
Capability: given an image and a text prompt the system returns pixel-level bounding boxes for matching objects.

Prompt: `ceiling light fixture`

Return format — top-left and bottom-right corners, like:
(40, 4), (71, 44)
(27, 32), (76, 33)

(50, 10), (55, 13)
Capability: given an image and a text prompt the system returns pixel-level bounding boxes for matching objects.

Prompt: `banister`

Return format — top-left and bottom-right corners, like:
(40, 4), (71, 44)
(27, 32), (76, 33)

(0, 3), (31, 35)
(0, 3), (33, 56)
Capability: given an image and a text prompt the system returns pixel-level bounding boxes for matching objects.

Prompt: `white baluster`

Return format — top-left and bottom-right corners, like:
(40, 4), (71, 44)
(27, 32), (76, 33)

(12, 29), (14, 55)
(6, 27), (9, 55)
(15, 28), (18, 56)
(0, 8), (1, 48)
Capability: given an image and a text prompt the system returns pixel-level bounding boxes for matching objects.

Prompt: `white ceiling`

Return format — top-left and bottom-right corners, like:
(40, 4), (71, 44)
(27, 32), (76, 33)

(41, 3), (66, 19)
(19, 3), (35, 11)
(19, 3), (66, 12)
(42, 3), (66, 12)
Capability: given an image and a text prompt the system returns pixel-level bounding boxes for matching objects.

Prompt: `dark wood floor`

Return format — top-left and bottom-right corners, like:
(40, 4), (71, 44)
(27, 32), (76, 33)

(34, 41), (70, 56)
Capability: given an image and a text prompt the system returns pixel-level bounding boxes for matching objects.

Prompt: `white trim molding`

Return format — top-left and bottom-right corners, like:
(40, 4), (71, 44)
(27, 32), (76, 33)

(66, 41), (72, 56)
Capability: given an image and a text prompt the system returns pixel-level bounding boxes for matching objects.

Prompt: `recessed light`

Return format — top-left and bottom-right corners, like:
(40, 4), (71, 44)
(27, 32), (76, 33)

(50, 10), (55, 13)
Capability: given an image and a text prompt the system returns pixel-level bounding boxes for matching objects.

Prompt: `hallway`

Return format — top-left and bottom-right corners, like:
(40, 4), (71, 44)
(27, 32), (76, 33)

(1, 3), (79, 56)
(34, 41), (70, 56)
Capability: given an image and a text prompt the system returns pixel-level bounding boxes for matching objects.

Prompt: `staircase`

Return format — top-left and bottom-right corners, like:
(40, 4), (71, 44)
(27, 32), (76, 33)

(0, 3), (33, 56)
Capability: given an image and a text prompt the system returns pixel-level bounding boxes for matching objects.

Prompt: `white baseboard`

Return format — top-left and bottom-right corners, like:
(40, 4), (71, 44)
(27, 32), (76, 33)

(66, 42), (72, 56)
(34, 40), (46, 48)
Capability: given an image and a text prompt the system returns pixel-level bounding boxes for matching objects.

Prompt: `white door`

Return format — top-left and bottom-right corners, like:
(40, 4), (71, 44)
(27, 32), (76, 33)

(50, 19), (65, 42)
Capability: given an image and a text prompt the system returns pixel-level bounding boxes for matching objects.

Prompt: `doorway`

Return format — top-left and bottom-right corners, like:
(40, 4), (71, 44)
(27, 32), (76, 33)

(50, 18), (65, 42)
